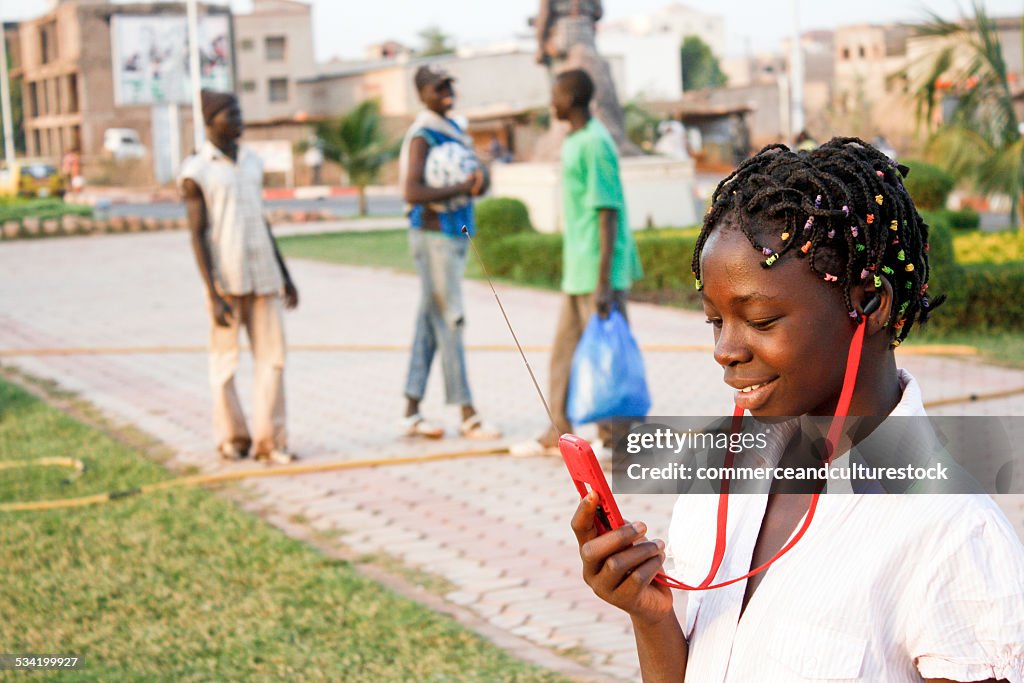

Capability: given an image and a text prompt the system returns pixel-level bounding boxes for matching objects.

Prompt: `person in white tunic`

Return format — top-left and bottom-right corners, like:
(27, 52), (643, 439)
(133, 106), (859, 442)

(180, 91), (299, 465)
(571, 138), (1024, 682)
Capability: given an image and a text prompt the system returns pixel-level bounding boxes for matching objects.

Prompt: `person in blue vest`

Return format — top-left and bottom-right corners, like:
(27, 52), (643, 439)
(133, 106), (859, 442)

(397, 64), (501, 441)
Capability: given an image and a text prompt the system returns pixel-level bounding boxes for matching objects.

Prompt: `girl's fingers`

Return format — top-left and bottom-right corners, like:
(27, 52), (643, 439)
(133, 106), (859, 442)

(613, 552), (667, 601)
(592, 539), (664, 590)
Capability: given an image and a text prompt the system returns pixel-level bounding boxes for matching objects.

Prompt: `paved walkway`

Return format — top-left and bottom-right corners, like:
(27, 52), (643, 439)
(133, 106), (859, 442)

(2, 231), (1022, 681)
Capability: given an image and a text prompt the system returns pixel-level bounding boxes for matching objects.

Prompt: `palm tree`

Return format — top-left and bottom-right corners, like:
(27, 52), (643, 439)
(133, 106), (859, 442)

(314, 100), (399, 216)
(909, 1), (1023, 228)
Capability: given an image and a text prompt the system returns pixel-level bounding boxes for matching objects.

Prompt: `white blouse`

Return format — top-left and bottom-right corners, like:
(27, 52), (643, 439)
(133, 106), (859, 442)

(666, 371), (1024, 682)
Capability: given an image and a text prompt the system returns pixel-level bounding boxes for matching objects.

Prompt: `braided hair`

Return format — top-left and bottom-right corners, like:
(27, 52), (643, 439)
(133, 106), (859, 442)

(691, 137), (944, 346)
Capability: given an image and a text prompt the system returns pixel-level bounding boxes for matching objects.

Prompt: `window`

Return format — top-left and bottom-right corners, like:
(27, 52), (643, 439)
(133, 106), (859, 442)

(841, 47), (850, 60)
(241, 80), (257, 92)
(39, 21), (57, 64)
(265, 36), (286, 61)
(858, 45), (866, 58)
(27, 82), (38, 118)
(268, 78), (288, 103)
(240, 38), (254, 50)
(68, 74), (78, 113)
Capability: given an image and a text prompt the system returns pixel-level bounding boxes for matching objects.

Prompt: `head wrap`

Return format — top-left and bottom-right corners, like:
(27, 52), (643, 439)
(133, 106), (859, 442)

(201, 90), (236, 126)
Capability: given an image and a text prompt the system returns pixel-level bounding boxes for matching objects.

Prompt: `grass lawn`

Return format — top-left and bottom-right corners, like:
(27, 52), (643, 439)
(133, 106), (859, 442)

(279, 229), (414, 273)
(0, 378), (567, 682)
(907, 329), (1024, 368)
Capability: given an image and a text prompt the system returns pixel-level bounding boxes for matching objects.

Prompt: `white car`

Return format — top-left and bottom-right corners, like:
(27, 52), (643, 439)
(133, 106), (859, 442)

(103, 128), (146, 160)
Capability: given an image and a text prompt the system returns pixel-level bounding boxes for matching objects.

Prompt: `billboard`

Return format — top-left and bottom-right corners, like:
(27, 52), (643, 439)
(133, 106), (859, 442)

(111, 14), (233, 106)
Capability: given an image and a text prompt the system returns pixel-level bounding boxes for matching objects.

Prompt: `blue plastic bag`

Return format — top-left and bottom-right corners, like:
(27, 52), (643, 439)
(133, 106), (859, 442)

(567, 308), (652, 425)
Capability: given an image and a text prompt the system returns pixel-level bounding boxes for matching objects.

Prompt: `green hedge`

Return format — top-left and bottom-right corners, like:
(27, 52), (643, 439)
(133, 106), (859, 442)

(476, 211), (1024, 333)
(475, 197), (534, 242)
(0, 198), (92, 223)
(903, 160), (955, 210)
(943, 207), (981, 231)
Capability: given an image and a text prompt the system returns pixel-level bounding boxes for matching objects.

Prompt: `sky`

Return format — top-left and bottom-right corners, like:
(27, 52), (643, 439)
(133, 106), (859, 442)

(3, 0), (1023, 61)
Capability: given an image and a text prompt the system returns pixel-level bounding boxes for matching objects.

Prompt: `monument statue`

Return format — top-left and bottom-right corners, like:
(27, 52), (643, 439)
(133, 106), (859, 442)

(533, 0), (641, 159)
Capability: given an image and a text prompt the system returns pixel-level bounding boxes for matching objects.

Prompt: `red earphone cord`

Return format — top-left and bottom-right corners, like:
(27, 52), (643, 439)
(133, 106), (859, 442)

(654, 319), (867, 591)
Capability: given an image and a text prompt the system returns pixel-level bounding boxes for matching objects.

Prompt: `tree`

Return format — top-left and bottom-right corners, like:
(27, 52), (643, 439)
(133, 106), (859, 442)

(314, 100), (399, 216)
(623, 100), (659, 152)
(417, 25), (456, 57)
(909, 1), (1023, 228)
(680, 36), (727, 92)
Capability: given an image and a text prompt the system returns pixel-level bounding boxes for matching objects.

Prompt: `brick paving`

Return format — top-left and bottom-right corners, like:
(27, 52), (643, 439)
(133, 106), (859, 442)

(1, 231), (1022, 682)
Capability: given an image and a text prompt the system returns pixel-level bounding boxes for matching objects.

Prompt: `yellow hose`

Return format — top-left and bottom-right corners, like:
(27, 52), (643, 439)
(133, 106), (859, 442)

(0, 446), (508, 513)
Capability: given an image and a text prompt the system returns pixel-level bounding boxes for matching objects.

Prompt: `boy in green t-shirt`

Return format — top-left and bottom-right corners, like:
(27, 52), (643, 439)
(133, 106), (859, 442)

(512, 69), (643, 457)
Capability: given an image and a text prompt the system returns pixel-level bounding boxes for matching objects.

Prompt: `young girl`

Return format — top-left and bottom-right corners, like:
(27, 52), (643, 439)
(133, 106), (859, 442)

(571, 138), (1024, 682)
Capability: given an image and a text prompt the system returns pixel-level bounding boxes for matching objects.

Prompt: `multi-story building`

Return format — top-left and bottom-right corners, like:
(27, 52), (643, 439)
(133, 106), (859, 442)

(831, 23), (912, 145)
(10, 0), (230, 183)
(234, 0), (315, 125)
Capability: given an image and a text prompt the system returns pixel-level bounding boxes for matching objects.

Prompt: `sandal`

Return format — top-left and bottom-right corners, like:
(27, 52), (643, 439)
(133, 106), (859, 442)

(508, 438), (560, 458)
(460, 415), (502, 440)
(402, 414), (444, 439)
(253, 449), (298, 465)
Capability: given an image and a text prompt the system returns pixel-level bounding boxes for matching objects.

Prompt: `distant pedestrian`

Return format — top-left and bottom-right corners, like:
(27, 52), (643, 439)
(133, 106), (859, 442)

(179, 90), (299, 464)
(397, 65), (501, 440)
(304, 142), (324, 186)
(512, 68), (643, 456)
(795, 129), (818, 152)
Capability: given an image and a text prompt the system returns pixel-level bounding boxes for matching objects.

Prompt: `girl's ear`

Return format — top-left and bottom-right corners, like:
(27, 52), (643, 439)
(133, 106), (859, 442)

(851, 274), (894, 338)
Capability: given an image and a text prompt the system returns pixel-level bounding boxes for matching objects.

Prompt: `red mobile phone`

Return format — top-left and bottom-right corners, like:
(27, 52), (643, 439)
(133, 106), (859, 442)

(560, 433), (682, 589)
(558, 433), (625, 533)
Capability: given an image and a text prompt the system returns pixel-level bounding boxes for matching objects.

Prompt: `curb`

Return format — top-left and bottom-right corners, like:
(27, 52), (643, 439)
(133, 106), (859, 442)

(0, 211), (342, 242)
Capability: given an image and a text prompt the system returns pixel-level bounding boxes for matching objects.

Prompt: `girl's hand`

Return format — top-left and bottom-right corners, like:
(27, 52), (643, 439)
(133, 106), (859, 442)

(571, 491), (674, 626)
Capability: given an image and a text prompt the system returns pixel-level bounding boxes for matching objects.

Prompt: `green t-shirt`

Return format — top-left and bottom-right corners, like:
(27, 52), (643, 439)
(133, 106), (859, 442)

(560, 118), (643, 295)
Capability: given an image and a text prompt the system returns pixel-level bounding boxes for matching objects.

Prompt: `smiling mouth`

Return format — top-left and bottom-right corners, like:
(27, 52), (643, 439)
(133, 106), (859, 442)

(738, 380), (774, 393)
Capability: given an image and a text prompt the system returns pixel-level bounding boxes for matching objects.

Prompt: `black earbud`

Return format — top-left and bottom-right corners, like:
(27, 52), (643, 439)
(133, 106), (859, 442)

(862, 294), (882, 317)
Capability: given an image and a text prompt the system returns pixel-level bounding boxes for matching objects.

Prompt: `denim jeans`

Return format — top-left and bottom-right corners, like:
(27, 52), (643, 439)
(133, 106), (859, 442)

(404, 230), (473, 406)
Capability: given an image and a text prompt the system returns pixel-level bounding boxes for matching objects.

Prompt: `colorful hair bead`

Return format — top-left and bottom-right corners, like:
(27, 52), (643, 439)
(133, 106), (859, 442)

(763, 253), (779, 267)
(762, 247), (774, 256)
(867, 214), (875, 224)
(842, 205), (850, 216)
(814, 194), (822, 208)
(856, 243), (866, 252)
(849, 310), (860, 319)
(873, 275), (882, 288)
(894, 318), (906, 330)
(881, 266), (894, 275)
(890, 220), (898, 231)
(860, 268), (870, 280)
(905, 281), (912, 289)
(801, 241), (811, 253)
(891, 338), (903, 348)
(851, 225), (859, 238)
(823, 273), (838, 282)
(921, 283), (929, 294)
(694, 278), (703, 290)
(897, 249), (906, 261)
(781, 232), (791, 241)
(875, 195), (884, 205)
(905, 263), (914, 272)
(876, 170), (884, 177)
(828, 228), (836, 239)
